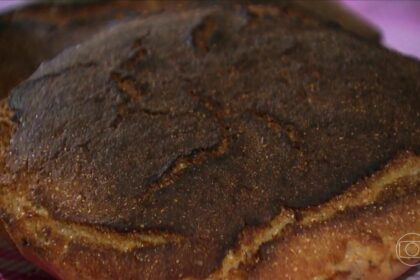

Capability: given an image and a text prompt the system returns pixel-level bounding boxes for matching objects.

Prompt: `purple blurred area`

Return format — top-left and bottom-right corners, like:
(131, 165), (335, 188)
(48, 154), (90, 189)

(0, 0), (27, 13)
(341, 0), (420, 59)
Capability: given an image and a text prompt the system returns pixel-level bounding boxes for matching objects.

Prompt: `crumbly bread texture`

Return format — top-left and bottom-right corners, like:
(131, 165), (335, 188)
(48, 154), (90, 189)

(1, 3), (419, 279)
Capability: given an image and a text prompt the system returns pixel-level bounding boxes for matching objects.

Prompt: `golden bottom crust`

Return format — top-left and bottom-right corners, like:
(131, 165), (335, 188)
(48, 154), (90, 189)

(0, 99), (419, 279)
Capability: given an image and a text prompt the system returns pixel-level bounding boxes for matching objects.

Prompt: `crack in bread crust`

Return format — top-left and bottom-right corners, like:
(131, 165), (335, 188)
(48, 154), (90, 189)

(300, 152), (420, 225)
(0, 100), (183, 269)
(0, 189), (183, 252)
(251, 112), (302, 150)
(1, 107), (418, 279)
(208, 209), (295, 279)
(209, 152), (420, 279)
(1, 152), (418, 279)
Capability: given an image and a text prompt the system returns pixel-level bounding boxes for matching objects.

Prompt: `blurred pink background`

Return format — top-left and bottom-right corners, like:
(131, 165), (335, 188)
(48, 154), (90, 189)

(341, 0), (420, 59)
(0, 0), (27, 13)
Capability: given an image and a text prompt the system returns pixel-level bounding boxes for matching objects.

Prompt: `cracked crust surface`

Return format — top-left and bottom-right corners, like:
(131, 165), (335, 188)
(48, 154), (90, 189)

(0, 0), (204, 99)
(0, 0), (380, 99)
(0, 3), (420, 280)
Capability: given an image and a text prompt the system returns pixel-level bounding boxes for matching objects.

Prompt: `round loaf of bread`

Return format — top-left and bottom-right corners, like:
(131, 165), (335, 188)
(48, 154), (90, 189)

(0, 2), (419, 279)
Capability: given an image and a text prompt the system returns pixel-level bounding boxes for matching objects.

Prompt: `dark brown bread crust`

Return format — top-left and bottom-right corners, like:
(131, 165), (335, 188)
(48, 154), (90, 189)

(0, 1), (202, 99)
(1, 2), (420, 279)
(0, 0), (380, 99)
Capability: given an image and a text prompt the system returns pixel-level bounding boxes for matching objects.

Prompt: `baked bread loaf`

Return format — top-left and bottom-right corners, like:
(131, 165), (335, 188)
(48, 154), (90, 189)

(0, 0), (379, 99)
(1, 2), (419, 279)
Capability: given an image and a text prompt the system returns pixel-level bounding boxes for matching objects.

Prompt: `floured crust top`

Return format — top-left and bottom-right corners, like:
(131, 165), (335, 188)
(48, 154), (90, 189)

(1, 3), (420, 279)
